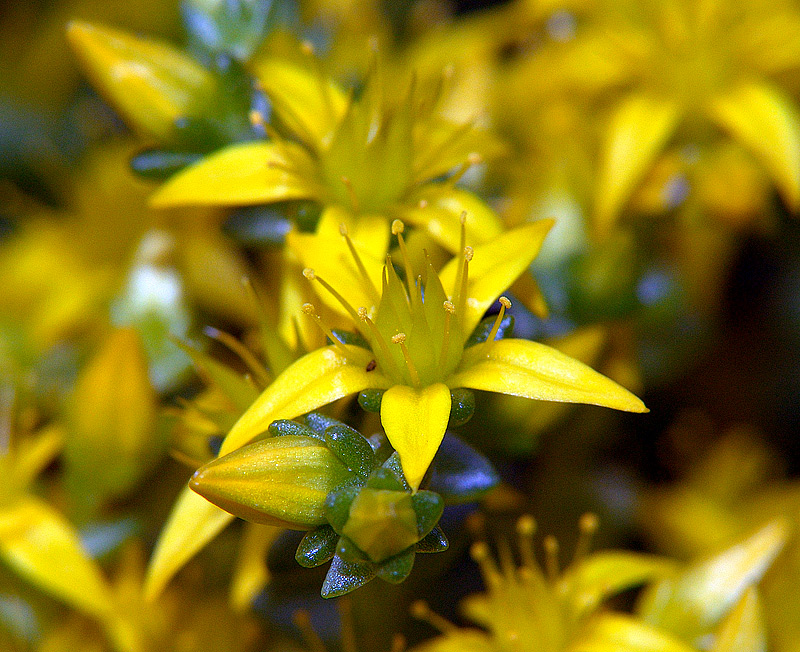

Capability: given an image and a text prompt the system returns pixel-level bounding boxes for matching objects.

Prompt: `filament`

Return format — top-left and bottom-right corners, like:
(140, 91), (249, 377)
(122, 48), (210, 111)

(339, 223), (380, 305)
(479, 296), (511, 355)
(392, 332), (421, 388)
(358, 307), (401, 377)
(341, 176), (361, 214)
(543, 535), (560, 583)
(392, 220), (416, 303)
(303, 268), (362, 324)
(410, 601), (458, 634)
(439, 300), (455, 369)
(302, 303), (353, 360)
(515, 515), (537, 571)
(572, 513), (599, 566)
(202, 326), (270, 389)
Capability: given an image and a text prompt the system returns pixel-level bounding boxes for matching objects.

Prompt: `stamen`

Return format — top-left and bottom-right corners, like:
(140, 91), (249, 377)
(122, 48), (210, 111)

(302, 303), (352, 360)
(391, 220), (416, 302)
(292, 610), (327, 652)
(543, 535), (560, 583)
(480, 296), (512, 353)
(340, 176), (361, 214)
(203, 326), (270, 389)
(339, 223), (380, 305)
(248, 109), (266, 128)
(303, 268), (362, 324)
(301, 40), (337, 128)
(516, 515), (537, 570)
(392, 333), (421, 388)
(572, 513), (599, 566)
(358, 307), (400, 377)
(456, 246), (473, 317)
(418, 199), (428, 209)
(470, 541), (503, 591)
(410, 601), (457, 634)
(439, 300), (455, 369)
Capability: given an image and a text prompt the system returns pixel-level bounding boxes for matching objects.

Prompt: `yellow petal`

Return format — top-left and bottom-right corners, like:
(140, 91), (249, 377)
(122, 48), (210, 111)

(399, 187), (503, 253)
(595, 93), (681, 236)
(712, 587), (766, 652)
(287, 207), (387, 316)
(230, 523), (282, 612)
(250, 57), (347, 147)
(221, 346), (389, 455)
(637, 519), (787, 639)
(150, 141), (320, 208)
(11, 424), (64, 491)
(411, 630), (494, 652)
(572, 614), (697, 652)
(438, 220), (554, 337)
(451, 339), (647, 413)
(708, 81), (800, 210)
(143, 487), (233, 601)
(67, 21), (214, 141)
(380, 383), (451, 491)
(0, 496), (113, 620)
(67, 328), (159, 501)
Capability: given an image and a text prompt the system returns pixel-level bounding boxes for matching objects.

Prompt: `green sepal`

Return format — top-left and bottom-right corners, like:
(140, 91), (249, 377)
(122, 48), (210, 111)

(357, 389), (384, 413)
(411, 491), (444, 538)
(129, 149), (203, 180)
(325, 425), (375, 479)
(376, 453), (412, 491)
(415, 526), (449, 553)
(329, 329), (370, 349)
(321, 555), (376, 598)
(448, 388), (476, 427)
(465, 313), (514, 347)
(336, 536), (370, 564)
(324, 483), (361, 533)
(268, 419), (322, 441)
(376, 548), (416, 584)
(428, 434), (500, 504)
(295, 525), (339, 568)
(300, 413), (345, 436)
(367, 466), (407, 493)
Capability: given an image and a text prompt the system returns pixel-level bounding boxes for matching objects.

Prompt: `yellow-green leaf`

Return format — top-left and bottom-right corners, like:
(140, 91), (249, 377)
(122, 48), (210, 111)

(150, 141), (321, 208)
(143, 487), (233, 601)
(450, 339), (647, 413)
(0, 496), (113, 620)
(251, 57), (347, 147)
(708, 81), (800, 210)
(221, 346), (389, 456)
(380, 383), (451, 491)
(595, 93), (681, 236)
(67, 21), (215, 141)
(67, 328), (159, 501)
(438, 220), (554, 336)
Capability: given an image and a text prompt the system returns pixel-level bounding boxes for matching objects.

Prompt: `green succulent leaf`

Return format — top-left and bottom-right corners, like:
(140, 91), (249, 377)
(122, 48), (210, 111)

(324, 424), (376, 479)
(295, 525), (339, 568)
(410, 491), (445, 538)
(321, 555), (376, 598)
(376, 548), (416, 584)
(415, 526), (449, 554)
(448, 388), (476, 427)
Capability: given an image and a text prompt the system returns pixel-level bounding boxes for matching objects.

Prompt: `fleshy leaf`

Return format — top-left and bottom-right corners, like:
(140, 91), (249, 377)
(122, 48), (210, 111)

(376, 548), (416, 584)
(708, 81), (800, 210)
(451, 339), (647, 413)
(321, 555), (376, 598)
(190, 435), (354, 527)
(594, 93), (681, 235)
(637, 519), (787, 640)
(427, 434), (499, 503)
(144, 487), (233, 601)
(295, 525), (339, 568)
(220, 345), (390, 456)
(380, 383), (452, 491)
(324, 425), (376, 479)
(150, 141), (320, 208)
(438, 221), (554, 336)
(415, 526), (449, 553)
(67, 21), (215, 141)
(0, 496), (113, 620)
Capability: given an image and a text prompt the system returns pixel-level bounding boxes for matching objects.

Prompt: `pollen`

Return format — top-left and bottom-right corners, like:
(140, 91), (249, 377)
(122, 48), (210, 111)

(339, 223), (349, 236)
(391, 333), (406, 344)
(443, 300), (455, 313)
(499, 296), (512, 309)
(464, 246), (474, 262)
(302, 268), (316, 280)
(301, 302), (316, 315)
(391, 219), (405, 235)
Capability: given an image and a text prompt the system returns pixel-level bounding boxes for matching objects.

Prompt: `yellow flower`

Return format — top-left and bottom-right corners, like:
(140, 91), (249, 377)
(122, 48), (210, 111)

(221, 218), (646, 490)
(583, 0), (800, 233)
(149, 43), (506, 258)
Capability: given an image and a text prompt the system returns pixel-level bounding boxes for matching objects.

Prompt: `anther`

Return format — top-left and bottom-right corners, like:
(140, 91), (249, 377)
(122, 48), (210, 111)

(339, 223), (349, 236)
(572, 513), (600, 566)
(481, 295), (512, 352)
(302, 268), (362, 323)
(470, 541), (502, 590)
(302, 303), (352, 360)
(391, 219), (405, 235)
(300, 41), (315, 56)
(464, 246), (474, 262)
(410, 601), (457, 634)
(418, 199), (428, 209)
(516, 515), (537, 570)
(392, 332), (421, 388)
(303, 268), (316, 280)
(499, 296), (512, 310)
(443, 300), (455, 313)
(248, 109), (266, 128)
(543, 535), (560, 582)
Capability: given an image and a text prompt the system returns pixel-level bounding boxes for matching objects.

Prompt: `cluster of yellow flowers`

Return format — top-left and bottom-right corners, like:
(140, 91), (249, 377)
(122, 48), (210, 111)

(1, 0), (799, 650)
